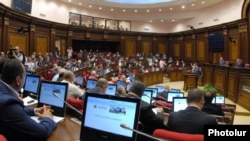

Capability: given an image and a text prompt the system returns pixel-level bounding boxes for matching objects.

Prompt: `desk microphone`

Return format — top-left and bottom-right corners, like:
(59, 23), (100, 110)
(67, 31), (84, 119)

(53, 92), (83, 115)
(120, 123), (167, 141)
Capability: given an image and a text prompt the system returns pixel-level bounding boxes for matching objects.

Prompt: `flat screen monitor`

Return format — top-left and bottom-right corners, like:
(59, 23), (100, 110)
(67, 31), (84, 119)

(105, 84), (117, 96)
(170, 88), (181, 92)
(141, 90), (153, 104)
(212, 95), (225, 104)
(116, 80), (125, 87)
(155, 86), (164, 93)
(126, 83), (132, 92)
(37, 81), (68, 117)
(167, 92), (184, 103)
(173, 97), (188, 112)
(76, 76), (84, 86)
(145, 88), (158, 98)
(80, 93), (141, 141)
(23, 74), (40, 95)
(86, 79), (97, 90)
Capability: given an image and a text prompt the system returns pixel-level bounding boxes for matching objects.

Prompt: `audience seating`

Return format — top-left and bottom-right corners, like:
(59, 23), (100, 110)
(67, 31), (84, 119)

(66, 98), (84, 111)
(153, 129), (204, 141)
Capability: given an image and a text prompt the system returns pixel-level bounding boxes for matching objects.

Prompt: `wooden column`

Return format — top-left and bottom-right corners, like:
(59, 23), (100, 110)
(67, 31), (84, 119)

(50, 28), (56, 53)
(67, 30), (73, 48)
(2, 16), (9, 51)
(29, 25), (35, 55)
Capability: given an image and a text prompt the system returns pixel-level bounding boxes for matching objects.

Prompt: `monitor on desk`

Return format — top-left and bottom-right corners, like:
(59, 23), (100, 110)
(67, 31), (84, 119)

(126, 83), (132, 92)
(86, 79), (97, 90)
(23, 74), (40, 96)
(141, 90), (153, 104)
(37, 81), (68, 117)
(170, 88), (181, 92)
(173, 97), (188, 112)
(116, 80), (125, 87)
(212, 95), (225, 104)
(145, 88), (158, 98)
(76, 76), (84, 87)
(80, 93), (141, 141)
(105, 84), (117, 96)
(167, 92), (184, 103)
(155, 86), (164, 93)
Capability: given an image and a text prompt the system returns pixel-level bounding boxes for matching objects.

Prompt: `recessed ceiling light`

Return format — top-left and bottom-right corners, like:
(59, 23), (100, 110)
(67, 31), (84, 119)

(170, 8), (173, 10)
(122, 9), (126, 12)
(99, 7), (102, 10)
(68, 0), (71, 2)
(79, 3), (82, 5)
(161, 19), (164, 22)
(89, 5), (92, 8)
(202, 1), (205, 4)
(149, 20), (152, 22)
(182, 5), (185, 9)
(159, 9), (162, 12)
(146, 9), (150, 12)
(192, 3), (195, 6)
(172, 19), (175, 22)
(110, 9), (114, 11)
(134, 9), (138, 12)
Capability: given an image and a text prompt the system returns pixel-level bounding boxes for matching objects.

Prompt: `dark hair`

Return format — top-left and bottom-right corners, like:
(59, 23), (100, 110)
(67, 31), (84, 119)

(1, 59), (24, 84)
(187, 88), (205, 104)
(0, 58), (9, 76)
(204, 91), (215, 103)
(129, 81), (145, 97)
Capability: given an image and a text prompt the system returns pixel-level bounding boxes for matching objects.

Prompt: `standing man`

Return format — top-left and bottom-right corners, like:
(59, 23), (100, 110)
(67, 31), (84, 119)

(14, 46), (26, 64)
(0, 59), (56, 141)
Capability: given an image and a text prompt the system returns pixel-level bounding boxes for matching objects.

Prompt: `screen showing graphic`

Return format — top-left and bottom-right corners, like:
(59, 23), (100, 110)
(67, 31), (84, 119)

(173, 97), (187, 112)
(76, 76), (83, 86)
(141, 90), (152, 104)
(116, 80), (125, 87)
(155, 86), (164, 93)
(145, 88), (158, 98)
(24, 75), (40, 94)
(167, 92), (184, 102)
(86, 79), (97, 89)
(105, 84), (117, 96)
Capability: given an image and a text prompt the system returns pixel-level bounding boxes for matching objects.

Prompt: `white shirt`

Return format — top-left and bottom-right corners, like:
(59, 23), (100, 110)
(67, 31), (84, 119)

(61, 80), (84, 98)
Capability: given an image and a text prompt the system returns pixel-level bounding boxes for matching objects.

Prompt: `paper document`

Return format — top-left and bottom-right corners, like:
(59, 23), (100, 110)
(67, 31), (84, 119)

(31, 116), (64, 123)
(23, 96), (38, 106)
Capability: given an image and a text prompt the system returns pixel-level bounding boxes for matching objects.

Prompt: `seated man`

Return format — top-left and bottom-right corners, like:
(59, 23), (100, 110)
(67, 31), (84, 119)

(202, 91), (225, 116)
(61, 70), (84, 99)
(0, 59), (56, 141)
(115, 85), (126, 97)
(82, 78), (108, 100)
(157, 85), (170, 99)
(126, 81), (166, 141)
(166, 88), (217, 134)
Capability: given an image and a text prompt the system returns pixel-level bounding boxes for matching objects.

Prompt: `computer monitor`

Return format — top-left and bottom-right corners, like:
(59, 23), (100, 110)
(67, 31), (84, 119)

(105, 84), (117, 96)
(145, 88), (158, 98)
(170, 88), (181, 92)
(116, 80), (125, 87)
(86, 79), (97, 90)
(37, 81), (68, 117)
(141, 90), (153, 104)
(126, 83), (132, 92)
(76, 76), (84, 87)
(167, 92), (184, 103)
(23, 74), (41, 96)
(80, 93), (141, 141)
(212, 95), (225, 104)
(173, 97), (188, 112)
(155, 86), (164, 93)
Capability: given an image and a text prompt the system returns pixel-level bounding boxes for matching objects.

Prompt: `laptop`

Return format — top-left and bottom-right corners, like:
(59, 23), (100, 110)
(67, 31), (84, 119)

(80, 93), (141, 141)
(145, 88), (158, 98)
(155, 86), (164, 93)
(36, 81), (68, 122)
(167, 92), (184, 103)
(23, 74), (41, 97)
(170, 88), (181, 92)
(105, 84), (117, 96)
(76, 76), (84, 87)
(86, 79), (97, 90)
(126, 83), (132, 92)
(212, 95), (225, 104)
(141, 90), (153, 104)
(116, 80), (125, 87)
(173, 97), (188, 112)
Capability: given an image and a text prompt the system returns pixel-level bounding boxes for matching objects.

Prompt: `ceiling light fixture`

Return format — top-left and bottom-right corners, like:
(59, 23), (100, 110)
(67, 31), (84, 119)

(170, 8), (173, 10)
(147, 9), (150, 12)
(159, 9), (162, 12)
(149, 20), (152, 22)
(202, 1), (205, 4)
(79, 3), (82, 5)
(122, 9), (126, 12)
(68, 0), (71, 2)
(172, 19), (175, 22)
(110, 9), (114, 11)
(182, 5), (185, 9)
(134, 9), (138, 12)
(161, 19), (164, 22)
(89, 5), (92, 8)
(192, 3), (195, 6)
(99, 7), (102, 10)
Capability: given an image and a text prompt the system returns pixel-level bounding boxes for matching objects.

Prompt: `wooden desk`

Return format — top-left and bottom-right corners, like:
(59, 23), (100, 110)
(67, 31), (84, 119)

(183, 72), (197, 91)
(47, 115), (81, 141)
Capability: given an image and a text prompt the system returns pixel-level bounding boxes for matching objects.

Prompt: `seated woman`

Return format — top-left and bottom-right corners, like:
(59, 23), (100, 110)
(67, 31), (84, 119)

(202, 91), (225, 116)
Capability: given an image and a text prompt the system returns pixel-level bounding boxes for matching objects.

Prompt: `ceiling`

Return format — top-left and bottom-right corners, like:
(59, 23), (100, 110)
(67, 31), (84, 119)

(61, 0), (226, 23)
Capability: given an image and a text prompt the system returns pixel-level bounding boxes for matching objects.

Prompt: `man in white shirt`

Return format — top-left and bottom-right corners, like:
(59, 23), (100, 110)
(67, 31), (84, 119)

(61, 70), (84, 98)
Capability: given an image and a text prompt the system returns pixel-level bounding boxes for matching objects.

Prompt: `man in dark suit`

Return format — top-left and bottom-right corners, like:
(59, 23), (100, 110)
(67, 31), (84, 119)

(0, 59), (56, 141)
(202, 91), (225, 116)
(126, 81), (166, 141)
(166, 88), (218, 134)
(157, 85), (170, 99)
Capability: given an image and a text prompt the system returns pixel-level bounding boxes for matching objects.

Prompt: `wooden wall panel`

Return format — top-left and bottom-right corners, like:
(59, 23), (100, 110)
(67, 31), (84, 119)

(35, 36), (49, 55)
(185, 42), (192, 59)
(141, 41), (152, 55)
(173, 43), (180, 58)
(229, 37), (240, 62)
(227, 73), (237, 102)
(157, 42), (166, 54)
(124, 40), (136, 57)
(197, 40), (205, 60)
(9, 33), (28, 54)
(204, 67), (213, 85)
(214, 70), (226, 94)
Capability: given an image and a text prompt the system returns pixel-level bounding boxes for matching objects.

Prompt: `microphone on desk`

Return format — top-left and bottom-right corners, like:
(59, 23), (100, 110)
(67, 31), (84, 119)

(120, 123), (167, 141)
(53, 92), (83, 115)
